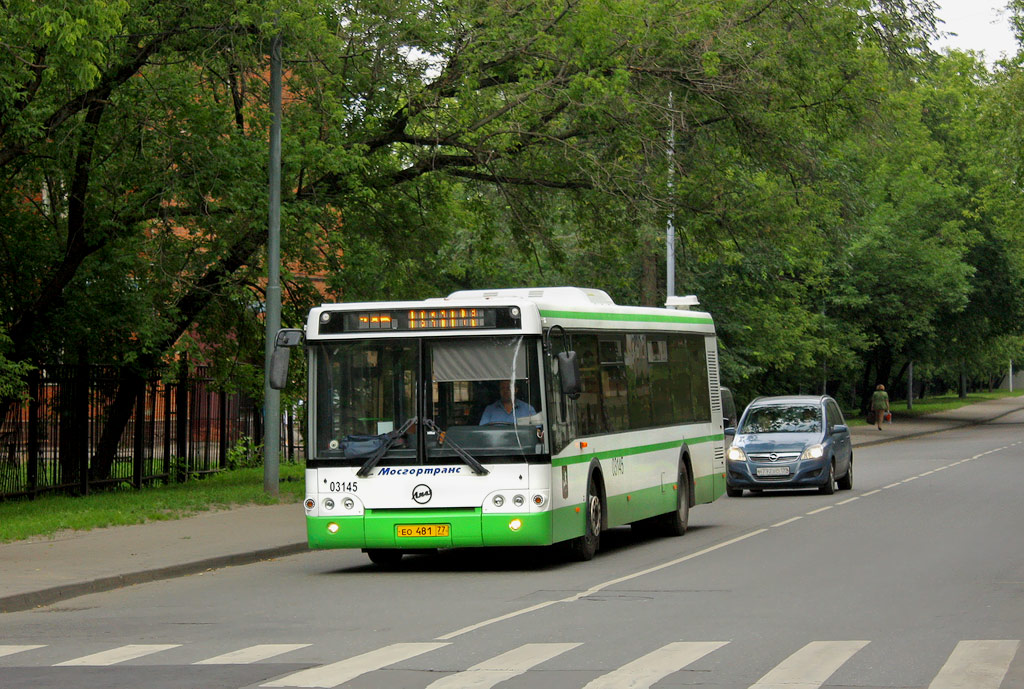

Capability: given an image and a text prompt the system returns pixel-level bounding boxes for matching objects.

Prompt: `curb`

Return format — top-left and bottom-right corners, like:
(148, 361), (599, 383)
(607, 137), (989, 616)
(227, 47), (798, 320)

(0, 542), (308, 614)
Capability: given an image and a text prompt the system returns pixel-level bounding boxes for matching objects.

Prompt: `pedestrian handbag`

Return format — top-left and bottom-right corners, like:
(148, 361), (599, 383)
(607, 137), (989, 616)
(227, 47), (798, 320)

(884, 411), (892, 422)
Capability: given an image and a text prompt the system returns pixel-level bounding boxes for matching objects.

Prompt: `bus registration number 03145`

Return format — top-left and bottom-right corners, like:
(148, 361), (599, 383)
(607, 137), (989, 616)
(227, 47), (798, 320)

(396, 524), (450, 538)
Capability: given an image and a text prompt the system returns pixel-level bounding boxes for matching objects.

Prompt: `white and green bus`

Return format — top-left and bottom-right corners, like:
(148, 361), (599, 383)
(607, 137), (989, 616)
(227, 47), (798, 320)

(270, 287), (727, 565)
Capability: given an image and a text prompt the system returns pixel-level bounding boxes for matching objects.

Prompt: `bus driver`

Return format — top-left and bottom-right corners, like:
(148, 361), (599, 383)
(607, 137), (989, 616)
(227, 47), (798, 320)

(479, 379), (536, 425)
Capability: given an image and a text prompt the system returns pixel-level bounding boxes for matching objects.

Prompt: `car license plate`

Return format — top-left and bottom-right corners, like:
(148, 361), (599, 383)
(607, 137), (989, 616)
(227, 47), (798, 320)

(396, 524), (450, 538)
(756, 466), (791, 477)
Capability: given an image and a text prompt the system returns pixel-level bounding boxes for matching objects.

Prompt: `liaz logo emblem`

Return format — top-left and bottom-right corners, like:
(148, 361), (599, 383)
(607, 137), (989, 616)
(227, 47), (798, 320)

(412, 484), (432, 504)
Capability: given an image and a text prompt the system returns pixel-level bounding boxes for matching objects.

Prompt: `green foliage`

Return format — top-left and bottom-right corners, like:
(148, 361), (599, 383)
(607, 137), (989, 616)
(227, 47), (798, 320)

(225, 436), (264, 470)
(0, 0), (1022, 448)
(0, 330), (34, 402)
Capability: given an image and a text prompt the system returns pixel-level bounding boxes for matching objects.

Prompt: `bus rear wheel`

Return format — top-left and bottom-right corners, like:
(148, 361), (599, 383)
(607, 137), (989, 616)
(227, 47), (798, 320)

(570, 474), (602, 561)
(658, 463), (690, 536)
(366, 549), (403, 567)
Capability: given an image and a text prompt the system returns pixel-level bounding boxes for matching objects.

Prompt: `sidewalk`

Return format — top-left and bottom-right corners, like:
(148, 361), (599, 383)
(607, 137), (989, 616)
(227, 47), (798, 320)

(3, 395), (1023, 614)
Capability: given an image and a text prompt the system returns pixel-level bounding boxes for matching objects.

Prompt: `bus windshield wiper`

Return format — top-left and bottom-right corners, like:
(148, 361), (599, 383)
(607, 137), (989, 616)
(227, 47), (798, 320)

(356, 416), (417, 478)
(422, 418), (489, 476)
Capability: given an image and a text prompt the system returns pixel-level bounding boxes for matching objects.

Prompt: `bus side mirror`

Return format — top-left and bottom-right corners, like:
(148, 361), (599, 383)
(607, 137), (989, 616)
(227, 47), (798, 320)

(269, 328), (303, 390)
(557, 351), (581, 398)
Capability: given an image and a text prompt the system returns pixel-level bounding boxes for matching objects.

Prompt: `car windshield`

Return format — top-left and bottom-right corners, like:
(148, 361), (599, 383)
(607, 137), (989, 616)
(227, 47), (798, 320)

(740, 405), (821, 433)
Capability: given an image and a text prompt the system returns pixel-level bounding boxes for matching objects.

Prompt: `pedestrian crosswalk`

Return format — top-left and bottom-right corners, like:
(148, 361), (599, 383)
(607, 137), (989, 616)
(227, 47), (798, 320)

(52, 643), (181, 666)
(0, 639), (1018, 688)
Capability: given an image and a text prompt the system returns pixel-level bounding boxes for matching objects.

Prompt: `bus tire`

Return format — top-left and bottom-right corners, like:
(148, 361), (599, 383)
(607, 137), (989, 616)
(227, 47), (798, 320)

(570, 471), (603, 561)
(366, 549), (403, 567)
(659, 461), (690, 536)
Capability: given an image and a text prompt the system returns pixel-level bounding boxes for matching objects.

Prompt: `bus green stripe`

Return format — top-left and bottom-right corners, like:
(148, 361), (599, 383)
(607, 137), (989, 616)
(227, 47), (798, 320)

(539, 309), (713, 325)
(552, 433), (724, 467)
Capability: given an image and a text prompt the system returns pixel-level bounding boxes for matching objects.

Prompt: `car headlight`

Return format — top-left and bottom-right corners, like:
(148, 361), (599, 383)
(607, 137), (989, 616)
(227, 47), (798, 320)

(727, 446), (747, 462)
(801, 444), (824, 460)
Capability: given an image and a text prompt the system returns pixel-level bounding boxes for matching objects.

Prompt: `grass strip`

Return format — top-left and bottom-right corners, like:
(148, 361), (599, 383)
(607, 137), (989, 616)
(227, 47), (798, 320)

(0, 463), (305, 543)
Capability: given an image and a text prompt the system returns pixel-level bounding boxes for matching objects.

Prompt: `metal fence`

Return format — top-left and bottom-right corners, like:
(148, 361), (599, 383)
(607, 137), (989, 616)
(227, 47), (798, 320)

(0, 364), (302, 500)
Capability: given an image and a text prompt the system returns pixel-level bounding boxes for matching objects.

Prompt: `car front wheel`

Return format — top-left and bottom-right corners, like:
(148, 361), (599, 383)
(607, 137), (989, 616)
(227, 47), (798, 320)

(819, 460), (836, 495)
(837, 455), (853, 491)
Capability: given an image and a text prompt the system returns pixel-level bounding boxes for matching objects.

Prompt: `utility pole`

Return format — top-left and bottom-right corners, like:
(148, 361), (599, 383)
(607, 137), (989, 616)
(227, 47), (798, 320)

(666, 91), (675, 299)
(263, 34), (283, 496)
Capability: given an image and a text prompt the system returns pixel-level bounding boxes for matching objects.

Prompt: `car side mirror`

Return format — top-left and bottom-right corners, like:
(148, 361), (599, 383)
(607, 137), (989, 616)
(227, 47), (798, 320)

(832, 424), (848, 434)
(269, 328), (303, 390)
(557, 350), (581, 398)
(724, 427), (736, 437)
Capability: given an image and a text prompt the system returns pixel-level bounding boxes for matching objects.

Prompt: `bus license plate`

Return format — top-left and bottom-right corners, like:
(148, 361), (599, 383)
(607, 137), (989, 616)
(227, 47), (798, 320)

(756, 466), (790, 477)
(396, 524), (450, 538)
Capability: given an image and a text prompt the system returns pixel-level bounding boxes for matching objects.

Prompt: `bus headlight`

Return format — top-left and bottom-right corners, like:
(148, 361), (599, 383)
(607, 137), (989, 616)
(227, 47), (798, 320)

(304, 498), (316, 510)
(323, 498), (335, 510)
(343, 497), (355, 510)
(492, 495), (505, 507)
(326, 522), (339, 534)
(532, 494), (546, 507)
(513, 494), (525, 507)
(509, 518), (522, 531)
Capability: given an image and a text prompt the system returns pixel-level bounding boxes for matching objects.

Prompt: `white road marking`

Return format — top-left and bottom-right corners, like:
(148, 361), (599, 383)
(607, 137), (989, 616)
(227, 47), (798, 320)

(582, 641), (728, 689)
(0, 645), (45, 658)
(771, 517), (803, 527)
(260, 642), (448, 688)
(54, 644), (180, 666)
(928, 640), (1020, 689)
(807, 506), (833, 515)
(436, 530), (767, 640)
(749, 640), (869, 689)
(425, 642), (580, 688)
(195, 644), (311, 664)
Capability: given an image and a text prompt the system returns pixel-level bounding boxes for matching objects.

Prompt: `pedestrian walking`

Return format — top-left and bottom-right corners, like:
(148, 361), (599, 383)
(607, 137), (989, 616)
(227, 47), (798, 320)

(871, 384), (890, 430)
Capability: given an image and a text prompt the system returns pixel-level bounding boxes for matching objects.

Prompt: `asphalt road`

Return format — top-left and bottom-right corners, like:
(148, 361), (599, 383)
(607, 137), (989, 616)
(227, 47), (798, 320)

(2, 411), (1022, 689)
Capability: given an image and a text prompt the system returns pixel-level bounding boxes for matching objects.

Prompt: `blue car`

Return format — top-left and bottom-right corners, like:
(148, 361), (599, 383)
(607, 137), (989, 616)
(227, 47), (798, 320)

(725, 395), (852, 497)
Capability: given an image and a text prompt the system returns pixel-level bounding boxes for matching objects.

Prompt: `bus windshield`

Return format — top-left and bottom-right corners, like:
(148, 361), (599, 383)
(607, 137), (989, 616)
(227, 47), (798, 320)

(311, 335), (544, 465)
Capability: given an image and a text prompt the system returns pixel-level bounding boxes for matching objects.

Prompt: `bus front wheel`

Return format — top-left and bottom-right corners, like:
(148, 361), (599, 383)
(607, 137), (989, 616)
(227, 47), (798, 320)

(366, 549), (403, 567)
(570, 474), (602, 561)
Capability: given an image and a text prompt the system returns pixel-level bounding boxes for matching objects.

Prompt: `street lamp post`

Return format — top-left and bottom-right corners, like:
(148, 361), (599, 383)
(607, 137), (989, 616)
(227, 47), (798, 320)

(263, 34), (283, 496)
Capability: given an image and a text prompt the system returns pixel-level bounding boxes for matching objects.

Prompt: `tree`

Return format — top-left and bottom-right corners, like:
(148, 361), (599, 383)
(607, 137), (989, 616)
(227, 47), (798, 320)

(0, 0), (953, 480)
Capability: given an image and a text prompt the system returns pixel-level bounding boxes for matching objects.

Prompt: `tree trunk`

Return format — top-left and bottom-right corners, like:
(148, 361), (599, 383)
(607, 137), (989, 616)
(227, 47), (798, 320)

(640, 244), (659, 307)
(89, 369), (145, 482)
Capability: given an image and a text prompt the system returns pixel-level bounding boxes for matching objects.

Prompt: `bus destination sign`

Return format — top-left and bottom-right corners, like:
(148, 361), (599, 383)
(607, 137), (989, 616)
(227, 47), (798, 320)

(318, 306), (522, 334)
